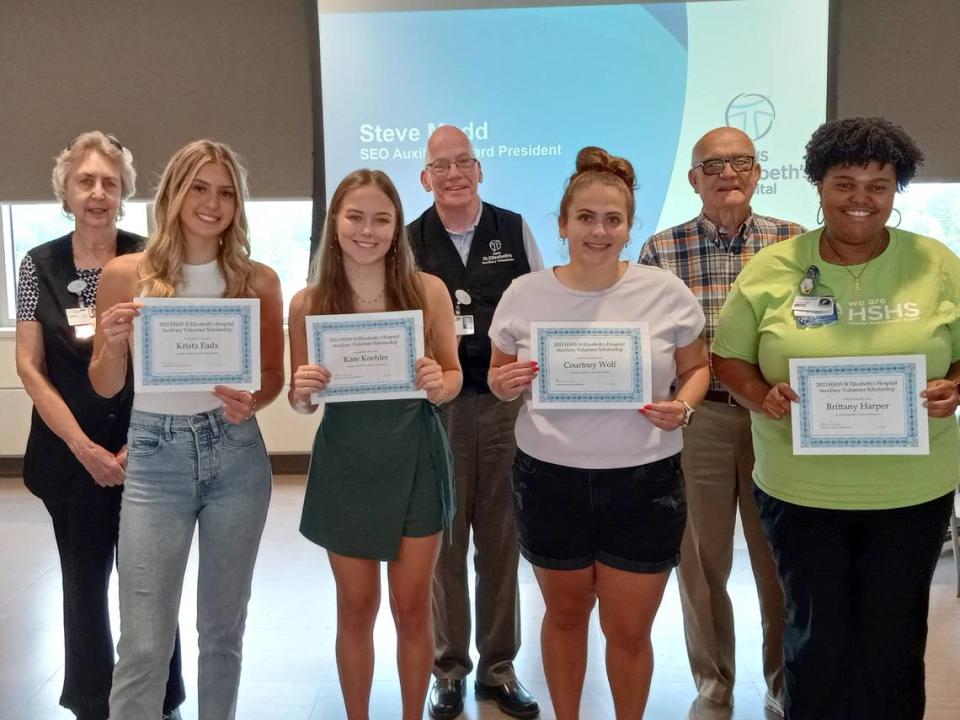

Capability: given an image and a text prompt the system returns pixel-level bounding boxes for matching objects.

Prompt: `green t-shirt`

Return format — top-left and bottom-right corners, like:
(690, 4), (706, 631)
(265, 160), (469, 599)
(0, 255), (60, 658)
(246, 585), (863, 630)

(713, 228), (960, 509)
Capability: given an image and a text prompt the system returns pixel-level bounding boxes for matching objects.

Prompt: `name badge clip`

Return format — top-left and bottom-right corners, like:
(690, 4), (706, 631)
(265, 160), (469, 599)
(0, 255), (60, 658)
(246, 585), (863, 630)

(799, 265), (820, 296)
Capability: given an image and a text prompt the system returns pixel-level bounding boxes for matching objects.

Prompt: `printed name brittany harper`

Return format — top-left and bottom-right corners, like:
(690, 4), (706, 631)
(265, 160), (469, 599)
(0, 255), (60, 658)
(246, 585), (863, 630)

(825, 402), (891, 412)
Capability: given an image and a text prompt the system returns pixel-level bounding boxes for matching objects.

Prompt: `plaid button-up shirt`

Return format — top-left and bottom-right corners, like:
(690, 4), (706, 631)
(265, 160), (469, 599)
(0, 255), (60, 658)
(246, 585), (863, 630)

(639, 212), (805, 390)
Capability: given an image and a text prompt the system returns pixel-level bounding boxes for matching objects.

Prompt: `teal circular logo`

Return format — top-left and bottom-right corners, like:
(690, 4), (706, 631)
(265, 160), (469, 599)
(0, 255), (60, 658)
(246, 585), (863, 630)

(725, 93), (776, 141)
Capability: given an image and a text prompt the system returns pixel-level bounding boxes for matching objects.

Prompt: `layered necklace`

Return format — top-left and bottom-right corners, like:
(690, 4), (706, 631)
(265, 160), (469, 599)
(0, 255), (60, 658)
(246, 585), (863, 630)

(821, 229), (886, 291)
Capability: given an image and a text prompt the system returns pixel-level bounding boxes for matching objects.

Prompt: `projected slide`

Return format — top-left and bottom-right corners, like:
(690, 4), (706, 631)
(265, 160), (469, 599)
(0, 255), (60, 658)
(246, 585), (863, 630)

(319, 1), (829, 266)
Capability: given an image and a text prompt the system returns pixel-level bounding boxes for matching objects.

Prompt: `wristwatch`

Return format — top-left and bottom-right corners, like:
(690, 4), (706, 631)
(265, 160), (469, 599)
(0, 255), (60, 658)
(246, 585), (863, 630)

(679, 400), (695, 427)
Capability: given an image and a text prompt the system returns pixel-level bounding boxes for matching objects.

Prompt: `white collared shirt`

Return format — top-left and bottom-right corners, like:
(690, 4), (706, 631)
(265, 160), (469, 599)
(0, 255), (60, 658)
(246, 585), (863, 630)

(443, 200), (544, 270)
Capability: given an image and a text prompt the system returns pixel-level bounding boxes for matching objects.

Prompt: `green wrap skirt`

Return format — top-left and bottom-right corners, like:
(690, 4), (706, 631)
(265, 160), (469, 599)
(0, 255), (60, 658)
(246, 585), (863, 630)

(299, 399), (455, 560)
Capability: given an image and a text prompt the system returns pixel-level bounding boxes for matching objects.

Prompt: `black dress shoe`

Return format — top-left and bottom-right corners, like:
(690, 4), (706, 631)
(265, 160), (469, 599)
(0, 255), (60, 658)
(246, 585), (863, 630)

(475, 679), (540, 719)
(429, 677), (465, 719)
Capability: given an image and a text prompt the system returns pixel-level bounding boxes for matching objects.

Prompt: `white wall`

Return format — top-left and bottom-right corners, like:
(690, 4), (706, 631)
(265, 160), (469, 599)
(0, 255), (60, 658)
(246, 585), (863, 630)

(0, 329), (318, 457)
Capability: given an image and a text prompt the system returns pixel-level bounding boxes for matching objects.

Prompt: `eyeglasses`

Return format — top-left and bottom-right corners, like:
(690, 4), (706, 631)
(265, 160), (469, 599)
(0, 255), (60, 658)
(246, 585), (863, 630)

(692, 155), (755, 175)
(426, 157), (478, 175)
(66, 133), (123, 152)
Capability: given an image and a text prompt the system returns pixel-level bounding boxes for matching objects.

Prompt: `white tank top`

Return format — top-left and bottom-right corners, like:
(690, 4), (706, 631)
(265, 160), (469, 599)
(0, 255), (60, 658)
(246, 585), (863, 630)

(133, 259), (229, 416)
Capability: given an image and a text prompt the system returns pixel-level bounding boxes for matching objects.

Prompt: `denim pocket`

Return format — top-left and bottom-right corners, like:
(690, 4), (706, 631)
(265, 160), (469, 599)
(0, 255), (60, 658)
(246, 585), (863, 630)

(127, 426), (163, 457)
(511, 451), (537, 513)
(221, 418), (262, 448)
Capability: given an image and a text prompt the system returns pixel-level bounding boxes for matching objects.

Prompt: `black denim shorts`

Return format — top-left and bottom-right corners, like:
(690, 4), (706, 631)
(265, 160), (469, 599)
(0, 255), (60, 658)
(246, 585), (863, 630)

(511, 449), (686, 573)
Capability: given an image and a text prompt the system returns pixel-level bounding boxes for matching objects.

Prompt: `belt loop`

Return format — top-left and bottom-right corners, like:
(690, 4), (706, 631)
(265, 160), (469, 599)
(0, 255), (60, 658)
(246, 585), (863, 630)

(164, 414), (174, 441)
(208, 410), (221, 439)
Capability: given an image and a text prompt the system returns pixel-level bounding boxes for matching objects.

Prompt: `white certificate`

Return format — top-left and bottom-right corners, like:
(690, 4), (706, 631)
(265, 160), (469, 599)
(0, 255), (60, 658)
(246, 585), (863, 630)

(133, 297), (261, 393)
(306, 310), (426, 403)
(531, 322), (652, 409)
(789, 355), (929, 455)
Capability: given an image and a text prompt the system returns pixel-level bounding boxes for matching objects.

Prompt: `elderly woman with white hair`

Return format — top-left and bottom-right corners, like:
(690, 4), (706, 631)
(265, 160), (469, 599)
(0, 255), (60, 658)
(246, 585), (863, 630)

(15, 131), (185, 720)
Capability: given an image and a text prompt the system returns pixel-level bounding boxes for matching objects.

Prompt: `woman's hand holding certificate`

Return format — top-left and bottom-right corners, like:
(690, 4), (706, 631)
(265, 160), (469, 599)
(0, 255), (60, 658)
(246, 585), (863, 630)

(415, 357), (446, 404)
(290, 363), (332, 412)
(489, 359), (539, 402)
(920, 378), (960, 418)
(99, 300), (142, 357)
(213, 385), (258, 424)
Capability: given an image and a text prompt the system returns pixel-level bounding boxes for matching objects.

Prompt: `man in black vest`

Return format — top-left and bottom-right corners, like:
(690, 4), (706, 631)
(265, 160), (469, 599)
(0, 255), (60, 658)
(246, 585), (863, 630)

(408, 125), (543, 720)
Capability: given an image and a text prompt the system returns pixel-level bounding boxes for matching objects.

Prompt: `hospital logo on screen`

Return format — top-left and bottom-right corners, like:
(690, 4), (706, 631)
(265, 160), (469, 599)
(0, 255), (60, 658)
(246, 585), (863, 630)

(725, 94), (776, 141)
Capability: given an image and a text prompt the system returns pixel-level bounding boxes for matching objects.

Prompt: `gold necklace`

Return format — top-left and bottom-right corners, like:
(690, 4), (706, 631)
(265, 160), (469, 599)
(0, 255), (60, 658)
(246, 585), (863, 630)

(352, 287), (384, 305)
(821, 230), (885, 291)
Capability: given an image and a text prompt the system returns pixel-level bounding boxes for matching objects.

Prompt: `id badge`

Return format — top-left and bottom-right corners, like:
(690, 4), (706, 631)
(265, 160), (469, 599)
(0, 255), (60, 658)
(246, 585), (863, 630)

(793, 296), (838, 328)
(66, 306), (95, 327)
(792, 296), (835, 316)
(454, 314), (475, 336)
(66, 307), (96, 339)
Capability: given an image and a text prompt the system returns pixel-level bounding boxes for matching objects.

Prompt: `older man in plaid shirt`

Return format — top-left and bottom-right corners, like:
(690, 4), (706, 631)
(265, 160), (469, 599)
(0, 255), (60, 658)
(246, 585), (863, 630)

(640, 127), (804, 720)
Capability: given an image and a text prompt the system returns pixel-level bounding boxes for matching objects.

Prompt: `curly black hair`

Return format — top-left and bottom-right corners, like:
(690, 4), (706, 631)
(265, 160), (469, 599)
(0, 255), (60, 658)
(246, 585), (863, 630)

(803, 117), (924, 191)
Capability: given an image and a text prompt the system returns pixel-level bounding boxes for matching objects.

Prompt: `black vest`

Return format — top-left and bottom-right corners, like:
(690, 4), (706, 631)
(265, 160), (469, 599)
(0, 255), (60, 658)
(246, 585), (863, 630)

(408, 202), (530, 394)
(22, 231), (141, 501)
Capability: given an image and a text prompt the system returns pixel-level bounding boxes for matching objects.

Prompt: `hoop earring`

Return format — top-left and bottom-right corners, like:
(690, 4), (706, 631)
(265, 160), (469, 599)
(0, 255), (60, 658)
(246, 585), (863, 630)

(816, 203), (824, 226)
(891, 208), (902, 228)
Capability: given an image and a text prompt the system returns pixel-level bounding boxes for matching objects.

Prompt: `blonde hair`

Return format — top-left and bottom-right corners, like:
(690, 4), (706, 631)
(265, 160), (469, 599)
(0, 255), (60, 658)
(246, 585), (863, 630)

(52, 131), (136, 213)
(139, 140), (255, 298)
(306, 169), (430, 343)
(559, 146), (637, 229)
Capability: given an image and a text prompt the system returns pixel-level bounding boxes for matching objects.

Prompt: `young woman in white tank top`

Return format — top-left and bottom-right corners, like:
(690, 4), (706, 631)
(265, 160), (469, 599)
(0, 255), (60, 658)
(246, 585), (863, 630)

(90, 140), (284, 720)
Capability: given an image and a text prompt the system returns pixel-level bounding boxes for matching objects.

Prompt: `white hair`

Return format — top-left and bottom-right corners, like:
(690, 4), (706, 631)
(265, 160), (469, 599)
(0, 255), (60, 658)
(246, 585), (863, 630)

(51, 130), (136, 212)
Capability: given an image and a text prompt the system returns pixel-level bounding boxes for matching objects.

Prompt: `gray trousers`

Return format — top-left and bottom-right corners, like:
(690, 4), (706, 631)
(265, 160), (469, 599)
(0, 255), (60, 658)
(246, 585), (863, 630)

(677, 400), (785, 706)
(433, 393), (522, 685)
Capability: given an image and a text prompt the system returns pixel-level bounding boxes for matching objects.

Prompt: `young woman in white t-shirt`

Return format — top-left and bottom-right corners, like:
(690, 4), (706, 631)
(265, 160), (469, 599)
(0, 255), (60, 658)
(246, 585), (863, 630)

(488, 147), (710, 719)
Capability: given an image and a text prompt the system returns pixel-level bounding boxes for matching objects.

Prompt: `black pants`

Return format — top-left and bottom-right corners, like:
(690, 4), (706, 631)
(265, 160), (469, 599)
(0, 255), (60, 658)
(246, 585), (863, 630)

(43, 491), (185, 720)
(754, 486), (953, 720)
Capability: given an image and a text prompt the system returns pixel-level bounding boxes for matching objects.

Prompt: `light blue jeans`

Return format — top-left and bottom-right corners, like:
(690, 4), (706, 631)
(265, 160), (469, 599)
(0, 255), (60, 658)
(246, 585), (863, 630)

(109, 408), (271, 720)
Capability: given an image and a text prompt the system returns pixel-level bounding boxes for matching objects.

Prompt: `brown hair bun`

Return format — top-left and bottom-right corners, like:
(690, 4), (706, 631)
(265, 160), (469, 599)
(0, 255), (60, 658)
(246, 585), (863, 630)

(559, 146), (637, 229)
(573, 146), (636, 190)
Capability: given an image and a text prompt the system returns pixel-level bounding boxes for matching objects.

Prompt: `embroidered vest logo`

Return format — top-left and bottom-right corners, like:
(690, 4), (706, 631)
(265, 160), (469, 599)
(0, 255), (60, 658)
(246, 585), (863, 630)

(482, 237), (514, 265)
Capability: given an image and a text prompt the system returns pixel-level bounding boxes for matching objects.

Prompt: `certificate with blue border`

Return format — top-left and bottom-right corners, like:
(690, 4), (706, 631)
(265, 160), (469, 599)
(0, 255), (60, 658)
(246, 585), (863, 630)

(531, 322), (652, 409)
(306, 310), (425, 403)
(133, 297), (260, 393)
(789, 355), (929, 455)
